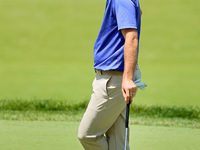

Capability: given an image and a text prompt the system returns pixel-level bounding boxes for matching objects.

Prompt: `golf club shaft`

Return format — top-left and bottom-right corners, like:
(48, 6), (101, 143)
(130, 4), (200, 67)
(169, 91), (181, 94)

(125, 103), (130, 128)
(125, 128), (128, 150)
(125, 102), (130, 150)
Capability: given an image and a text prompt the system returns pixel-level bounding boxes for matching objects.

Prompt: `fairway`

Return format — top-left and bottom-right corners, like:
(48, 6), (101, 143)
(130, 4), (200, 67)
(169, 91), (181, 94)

(0, 120), (200, 150)
(0, 0), (200, 106)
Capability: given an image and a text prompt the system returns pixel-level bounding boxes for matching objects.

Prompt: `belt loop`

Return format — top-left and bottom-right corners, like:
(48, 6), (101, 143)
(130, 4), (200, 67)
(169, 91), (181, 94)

(95, 69), (103, 75)
(98, 70), (103, 75)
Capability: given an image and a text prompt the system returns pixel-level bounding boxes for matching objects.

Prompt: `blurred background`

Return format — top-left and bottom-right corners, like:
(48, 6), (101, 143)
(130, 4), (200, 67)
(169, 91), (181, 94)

(0, 0), (199, 106)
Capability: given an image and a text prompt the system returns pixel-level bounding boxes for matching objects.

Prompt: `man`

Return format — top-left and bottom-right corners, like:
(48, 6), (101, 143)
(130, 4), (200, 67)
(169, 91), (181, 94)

(78, 0), (143, 149)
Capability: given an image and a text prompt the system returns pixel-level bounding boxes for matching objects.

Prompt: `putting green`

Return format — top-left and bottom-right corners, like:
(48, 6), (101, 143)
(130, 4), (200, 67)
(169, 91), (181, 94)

(0, 120), (200, 150)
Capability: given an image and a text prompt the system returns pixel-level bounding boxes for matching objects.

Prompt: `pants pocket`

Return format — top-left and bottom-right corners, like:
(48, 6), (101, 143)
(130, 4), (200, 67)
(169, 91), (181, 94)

(107, 75), (123, 100)
(88, 75), (112, 111)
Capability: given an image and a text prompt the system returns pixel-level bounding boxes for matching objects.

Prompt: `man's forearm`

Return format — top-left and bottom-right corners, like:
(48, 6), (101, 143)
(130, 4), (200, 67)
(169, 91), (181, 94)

(123, 29), (138, 80)
(121, 28), (138, 104)
(123, 37), (138, 80)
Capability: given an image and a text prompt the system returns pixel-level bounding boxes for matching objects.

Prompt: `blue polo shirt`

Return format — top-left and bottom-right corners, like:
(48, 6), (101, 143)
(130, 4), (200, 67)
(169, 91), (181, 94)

(93, 0), (141, 72)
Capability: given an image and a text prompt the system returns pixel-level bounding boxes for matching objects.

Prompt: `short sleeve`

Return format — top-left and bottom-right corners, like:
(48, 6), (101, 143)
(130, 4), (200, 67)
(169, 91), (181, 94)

(114, 0), (137, 30)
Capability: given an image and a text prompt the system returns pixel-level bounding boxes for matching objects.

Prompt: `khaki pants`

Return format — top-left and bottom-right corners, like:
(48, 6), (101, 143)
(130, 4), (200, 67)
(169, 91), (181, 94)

(78, 65), (141, 150)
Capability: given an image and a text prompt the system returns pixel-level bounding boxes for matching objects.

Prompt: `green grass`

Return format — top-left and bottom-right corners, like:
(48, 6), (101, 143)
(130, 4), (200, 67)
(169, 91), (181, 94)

(0, 99), (199, 128)
(0, 120), (200, 150)
(1, 111), (200, 128)
(1, 99), (200, 119)
(0, 1), (199, 149)
(0, 0), (99, 101)
(137, 0), (200, 106)
(0, 0), (200, 106)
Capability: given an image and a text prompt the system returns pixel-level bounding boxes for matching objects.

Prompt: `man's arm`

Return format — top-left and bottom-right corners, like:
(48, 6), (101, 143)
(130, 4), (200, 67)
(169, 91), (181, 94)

(121, 28), (138, 104)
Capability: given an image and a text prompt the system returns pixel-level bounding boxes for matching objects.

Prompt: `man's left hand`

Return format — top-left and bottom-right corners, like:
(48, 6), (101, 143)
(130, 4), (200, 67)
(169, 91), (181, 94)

(122, 78), (137, 104)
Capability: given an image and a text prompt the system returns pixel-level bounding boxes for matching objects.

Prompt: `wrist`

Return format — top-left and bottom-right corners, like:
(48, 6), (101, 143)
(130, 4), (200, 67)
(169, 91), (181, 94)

(123, 73), (133, 81)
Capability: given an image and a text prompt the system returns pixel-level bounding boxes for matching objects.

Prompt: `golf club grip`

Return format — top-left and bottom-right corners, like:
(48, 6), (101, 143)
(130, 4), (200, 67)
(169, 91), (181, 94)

(125, 103), (130, 128)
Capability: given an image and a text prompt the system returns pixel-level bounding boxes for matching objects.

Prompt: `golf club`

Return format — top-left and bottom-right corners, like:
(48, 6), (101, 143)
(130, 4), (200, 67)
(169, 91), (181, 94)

(124, 101), (130, 150)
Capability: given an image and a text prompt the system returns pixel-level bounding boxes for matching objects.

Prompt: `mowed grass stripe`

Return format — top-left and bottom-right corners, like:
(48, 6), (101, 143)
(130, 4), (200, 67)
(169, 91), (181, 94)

(1, 111), (200, 129)
(0, 99), (200, 120)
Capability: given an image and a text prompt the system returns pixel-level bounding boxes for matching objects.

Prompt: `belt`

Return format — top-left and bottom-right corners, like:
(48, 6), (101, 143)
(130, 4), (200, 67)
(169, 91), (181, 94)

(95, 69), (123, 76)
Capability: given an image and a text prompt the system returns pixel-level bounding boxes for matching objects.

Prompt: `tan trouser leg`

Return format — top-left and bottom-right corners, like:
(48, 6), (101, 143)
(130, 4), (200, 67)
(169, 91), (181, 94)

(78, 74), (126, 150)
(78, 65), (141, 150)
(106, 108), (130, 150)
